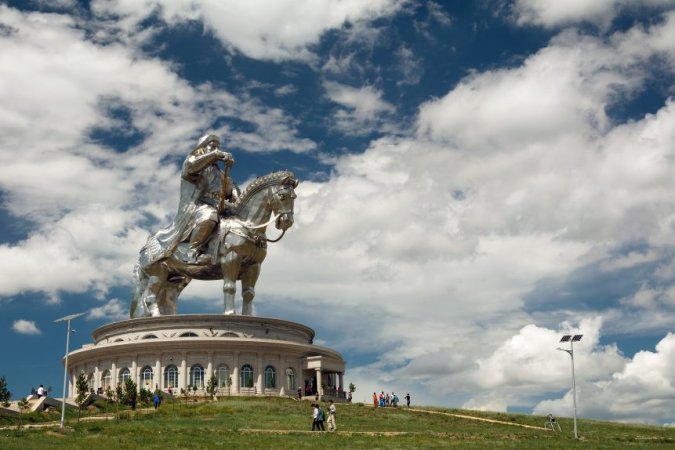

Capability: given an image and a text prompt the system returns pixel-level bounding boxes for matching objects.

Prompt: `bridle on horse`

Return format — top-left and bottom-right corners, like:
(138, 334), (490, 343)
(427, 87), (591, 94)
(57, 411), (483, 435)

(233, 185), (293, 243)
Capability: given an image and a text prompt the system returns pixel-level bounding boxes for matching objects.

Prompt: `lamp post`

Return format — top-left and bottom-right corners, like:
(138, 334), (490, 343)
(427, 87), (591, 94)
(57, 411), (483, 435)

(557, 334), (583, 439)
(55, 312), (86, 430)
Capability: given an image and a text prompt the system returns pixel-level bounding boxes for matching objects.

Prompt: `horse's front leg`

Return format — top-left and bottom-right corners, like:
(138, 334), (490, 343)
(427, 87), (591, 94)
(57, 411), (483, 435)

(240, 263), (261, 316)
(144, 275), (162, 317)
(221, 251), (241, 315)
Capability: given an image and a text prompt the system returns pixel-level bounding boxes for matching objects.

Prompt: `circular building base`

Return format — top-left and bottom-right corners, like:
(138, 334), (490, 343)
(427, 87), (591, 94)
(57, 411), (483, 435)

(66, 315), (346, 401)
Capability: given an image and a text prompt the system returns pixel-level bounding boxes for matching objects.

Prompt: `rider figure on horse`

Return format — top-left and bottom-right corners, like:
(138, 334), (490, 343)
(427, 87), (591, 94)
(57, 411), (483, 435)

(143, 133), (240, 266)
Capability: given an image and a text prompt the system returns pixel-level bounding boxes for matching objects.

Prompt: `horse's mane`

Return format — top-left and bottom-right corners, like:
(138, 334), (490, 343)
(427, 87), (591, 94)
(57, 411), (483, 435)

(230, 170), (296, 214)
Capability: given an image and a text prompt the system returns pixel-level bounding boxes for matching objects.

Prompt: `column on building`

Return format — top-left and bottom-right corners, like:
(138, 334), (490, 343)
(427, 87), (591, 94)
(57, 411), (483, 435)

(316, 368), (323, 398)
(180, 352), (187, 391)
(94, 365), (100, 392)
(70, 370), (77, 399)
(206, 352), (213, 391)
(256, 354), (263, 395)
(278, 355), (285, 396)
(155, 358), (161, 391)
(111, 361), (117, 390)
(339, 373), (344, 397)
(131, 358), (138, 388)
(232, 352), (240, 394)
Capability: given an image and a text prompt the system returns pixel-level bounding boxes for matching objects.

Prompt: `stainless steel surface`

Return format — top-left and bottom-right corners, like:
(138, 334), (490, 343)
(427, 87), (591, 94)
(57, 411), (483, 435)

(131, 134), (297, 318)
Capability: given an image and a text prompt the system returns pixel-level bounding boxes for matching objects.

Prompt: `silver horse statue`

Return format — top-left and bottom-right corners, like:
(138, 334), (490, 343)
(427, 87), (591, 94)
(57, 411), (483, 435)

(131, 170), (298, 317)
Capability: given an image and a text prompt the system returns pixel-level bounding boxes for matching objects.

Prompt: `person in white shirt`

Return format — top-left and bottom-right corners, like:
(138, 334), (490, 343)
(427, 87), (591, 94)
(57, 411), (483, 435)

(36, 385), (45, 398)
(327, 399), (337, 431)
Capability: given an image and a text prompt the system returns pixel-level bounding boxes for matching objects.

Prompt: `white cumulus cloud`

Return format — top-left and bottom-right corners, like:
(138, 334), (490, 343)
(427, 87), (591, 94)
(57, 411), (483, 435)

(12, 319), (42, 335)
(534, 333), (675, 425)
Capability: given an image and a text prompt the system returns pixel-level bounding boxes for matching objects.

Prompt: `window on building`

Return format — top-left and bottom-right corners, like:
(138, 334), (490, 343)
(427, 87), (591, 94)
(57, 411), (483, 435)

(286, 368), (295, 391)
(180, 332), (198, 337)
(142, 334), (157, 339)
(164, 365), (178, 389)
(120, 368), (131, 384)
(141, 366), (153, 388)
(264, 366), (276, 389)
(221, 332), (239, 337)
(216, 365), (230, 388)
(190, 364), (205, 388)
(101, 370), (111, 391)
(240, 364), (254, 388)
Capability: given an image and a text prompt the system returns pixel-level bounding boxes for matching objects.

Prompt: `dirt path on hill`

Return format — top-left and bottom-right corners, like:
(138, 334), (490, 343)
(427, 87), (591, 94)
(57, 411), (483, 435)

(407, 408), (547, 430)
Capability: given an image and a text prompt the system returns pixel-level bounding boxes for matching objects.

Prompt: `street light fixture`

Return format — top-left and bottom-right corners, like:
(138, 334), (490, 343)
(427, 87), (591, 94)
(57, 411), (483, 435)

(55, 312), (86, 430)
(557, 334), (583, 439)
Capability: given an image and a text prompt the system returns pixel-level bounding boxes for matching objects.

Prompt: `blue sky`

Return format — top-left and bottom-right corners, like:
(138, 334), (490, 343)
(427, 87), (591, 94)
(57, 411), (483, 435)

(1, 0), (674, 426)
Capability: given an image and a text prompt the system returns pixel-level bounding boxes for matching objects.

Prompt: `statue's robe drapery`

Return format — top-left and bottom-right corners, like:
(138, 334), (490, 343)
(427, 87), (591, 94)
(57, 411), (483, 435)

(140, 151), (237, 269)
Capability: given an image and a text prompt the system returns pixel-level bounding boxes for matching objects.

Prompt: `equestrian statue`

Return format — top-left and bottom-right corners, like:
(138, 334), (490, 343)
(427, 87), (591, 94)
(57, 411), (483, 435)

(130, 133), (298, 318)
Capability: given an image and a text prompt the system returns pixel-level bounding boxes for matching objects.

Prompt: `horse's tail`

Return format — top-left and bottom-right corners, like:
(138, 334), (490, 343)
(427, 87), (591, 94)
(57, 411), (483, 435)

(130, 262), (148, 318)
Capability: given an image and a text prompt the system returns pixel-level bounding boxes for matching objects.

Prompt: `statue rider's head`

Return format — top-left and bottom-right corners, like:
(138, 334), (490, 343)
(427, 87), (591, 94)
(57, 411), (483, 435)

(192, 133), (220, 155)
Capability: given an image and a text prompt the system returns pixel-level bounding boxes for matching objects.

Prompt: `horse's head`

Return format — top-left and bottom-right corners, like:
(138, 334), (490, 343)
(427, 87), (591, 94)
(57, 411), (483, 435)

(270, 174), (298, 231)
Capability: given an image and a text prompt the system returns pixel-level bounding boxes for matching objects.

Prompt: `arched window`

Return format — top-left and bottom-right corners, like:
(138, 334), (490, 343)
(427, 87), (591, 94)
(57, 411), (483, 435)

(142, 334), (158, 339)
(180, 332), (198, 337)
(101, 370), (111, 391)
(119, 368), (131, 384)
(164, 365), (178, 389)
(264, 366), (276, 389)
(240, 364), (254, 388)
(286, 368), (295, 391)
(141, 366), (153, 388)
(216, 365), (230, 388)
(190, 364), (205, 388)
(87, 372), (95, 391)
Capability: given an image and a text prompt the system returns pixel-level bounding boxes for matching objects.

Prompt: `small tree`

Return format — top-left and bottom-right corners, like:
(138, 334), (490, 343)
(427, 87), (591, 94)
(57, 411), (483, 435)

(124, 378), (137, 411)
(17, 398), (30, 428)
(75, 372), (89, 423)
(105, 386), (114, 403)
(0, 376), (11, 407)
(181, 387), (189, 406)
(114, 385), (124, 420)
(192, 384), (198, 401)
(206, 375), (218, 400)
(349, 382), (356, 393)
(139, 388), (151, 407)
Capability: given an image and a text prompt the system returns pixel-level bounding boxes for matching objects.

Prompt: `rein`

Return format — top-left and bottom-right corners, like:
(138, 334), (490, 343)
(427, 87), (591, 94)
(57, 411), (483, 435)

(234, 213), (280, 230)
(231, 186), (292, 243)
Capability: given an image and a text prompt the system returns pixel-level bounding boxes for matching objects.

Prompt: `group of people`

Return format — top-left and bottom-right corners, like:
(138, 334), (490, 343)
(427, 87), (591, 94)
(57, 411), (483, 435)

(372, 391), (410, 408)
(311, 399), (337, 431)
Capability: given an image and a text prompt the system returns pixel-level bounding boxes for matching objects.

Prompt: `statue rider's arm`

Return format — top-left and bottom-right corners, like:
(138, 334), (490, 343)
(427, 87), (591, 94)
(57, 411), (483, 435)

(184, 150), (233, 177)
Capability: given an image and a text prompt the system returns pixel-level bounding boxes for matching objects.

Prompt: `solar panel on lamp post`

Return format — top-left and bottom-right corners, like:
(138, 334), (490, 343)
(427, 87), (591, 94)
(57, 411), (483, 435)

(54, 312), (86, 430)
(557, 334), (583, 439)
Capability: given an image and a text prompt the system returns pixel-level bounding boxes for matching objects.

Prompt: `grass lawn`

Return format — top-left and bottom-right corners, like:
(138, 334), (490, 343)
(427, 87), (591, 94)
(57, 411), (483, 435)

(1, 397), (673, 449)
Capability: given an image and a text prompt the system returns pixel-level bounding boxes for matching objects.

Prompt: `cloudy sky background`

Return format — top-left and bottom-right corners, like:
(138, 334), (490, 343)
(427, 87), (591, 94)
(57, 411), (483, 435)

(1, 0), (674, 425)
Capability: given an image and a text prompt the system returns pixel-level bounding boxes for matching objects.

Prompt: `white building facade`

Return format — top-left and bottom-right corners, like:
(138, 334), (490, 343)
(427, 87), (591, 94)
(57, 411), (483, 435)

(65, 315), (346, 401)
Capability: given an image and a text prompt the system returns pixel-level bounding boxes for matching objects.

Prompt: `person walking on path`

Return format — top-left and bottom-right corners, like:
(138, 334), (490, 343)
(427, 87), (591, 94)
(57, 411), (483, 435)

(327, 400), (337, 431)
(405, 393), (411, 407)
(311, 403), (320, 431)
(311, 403), (325, 431)
(317, 403), (326, 431)
(372, 392), (378, 408)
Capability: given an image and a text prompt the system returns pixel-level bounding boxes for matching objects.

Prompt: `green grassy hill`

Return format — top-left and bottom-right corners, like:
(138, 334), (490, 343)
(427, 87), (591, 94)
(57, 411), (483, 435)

(1, 397), (673, 449)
